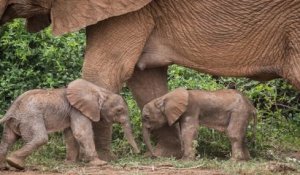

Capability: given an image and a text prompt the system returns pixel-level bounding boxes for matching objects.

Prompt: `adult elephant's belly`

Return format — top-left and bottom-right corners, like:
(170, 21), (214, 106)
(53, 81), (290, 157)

(171, 29), (285, 81)
(174, 44), (283, 81)
(141, 0), (294, 81)
(141, 30), (284, 81)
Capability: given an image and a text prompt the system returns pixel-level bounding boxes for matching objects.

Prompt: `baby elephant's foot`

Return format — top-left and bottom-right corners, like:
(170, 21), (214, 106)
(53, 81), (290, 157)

(0, 162), (9, 170)
(6, 156), (25, 170)
(89, 158), (107, 166)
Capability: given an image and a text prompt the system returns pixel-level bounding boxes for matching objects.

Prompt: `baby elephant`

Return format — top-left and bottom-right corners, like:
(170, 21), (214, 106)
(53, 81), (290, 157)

(0, 79), (139, 170)
(142, 88), (256, 161)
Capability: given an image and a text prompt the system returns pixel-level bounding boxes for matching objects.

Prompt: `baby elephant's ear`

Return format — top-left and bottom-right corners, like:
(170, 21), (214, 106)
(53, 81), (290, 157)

(67, 79), (107, 122)
(163, 88), (189, 126)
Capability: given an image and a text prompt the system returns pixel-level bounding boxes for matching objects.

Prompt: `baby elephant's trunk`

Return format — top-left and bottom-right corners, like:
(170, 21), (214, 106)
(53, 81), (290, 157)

(121, 121), (140, 154)
(142, 125), (155, 157)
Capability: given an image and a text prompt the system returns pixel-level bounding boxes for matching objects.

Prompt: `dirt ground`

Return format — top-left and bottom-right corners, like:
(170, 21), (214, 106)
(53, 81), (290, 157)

(1, 153), (299, 175)
(1, 165), (225, 175)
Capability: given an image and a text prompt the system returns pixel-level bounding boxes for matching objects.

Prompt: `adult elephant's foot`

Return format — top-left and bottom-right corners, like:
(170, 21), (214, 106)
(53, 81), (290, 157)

(181, 155), (196, 161)
(97, 150), (116, 162)
(93, 121), (116, 161)
(230, 148), (250, 161)
(153, 126), (183, 158)
(128, 67), (182, 158)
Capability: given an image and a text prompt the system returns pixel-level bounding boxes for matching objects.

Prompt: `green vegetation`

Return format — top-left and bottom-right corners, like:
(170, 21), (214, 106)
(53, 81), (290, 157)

(0, 20), (299, 173)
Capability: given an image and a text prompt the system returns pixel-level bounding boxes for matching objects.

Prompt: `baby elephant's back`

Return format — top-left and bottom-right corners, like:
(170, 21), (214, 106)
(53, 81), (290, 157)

(212, 89), (255, 112)
(12, 89), (72, 130)
(192, 89), (254, 112)
(17, 88), (70, 113)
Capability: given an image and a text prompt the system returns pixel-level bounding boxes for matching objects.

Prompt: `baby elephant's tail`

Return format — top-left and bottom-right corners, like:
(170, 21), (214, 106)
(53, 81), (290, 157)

(0, 114), (11, 124)
(251, 109), (257, 145)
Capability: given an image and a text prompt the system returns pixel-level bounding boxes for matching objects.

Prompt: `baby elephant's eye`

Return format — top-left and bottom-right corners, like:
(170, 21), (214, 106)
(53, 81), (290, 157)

(143, 115), (150, 120)
(116, 108), (123, 114)
(142, 117), (147, 122)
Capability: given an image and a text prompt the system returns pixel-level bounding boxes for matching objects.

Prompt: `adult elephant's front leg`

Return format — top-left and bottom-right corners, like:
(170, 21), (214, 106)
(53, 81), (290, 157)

(79, 11), (154, 161)
(127, 67), (182, 158)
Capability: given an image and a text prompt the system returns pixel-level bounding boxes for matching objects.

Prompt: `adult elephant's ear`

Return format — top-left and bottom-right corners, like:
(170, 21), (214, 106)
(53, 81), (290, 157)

(155, 88), (189, 126)
(0, 0), (8, 19)
(67, 79), (107, 122)
(51, 0), (152, 36)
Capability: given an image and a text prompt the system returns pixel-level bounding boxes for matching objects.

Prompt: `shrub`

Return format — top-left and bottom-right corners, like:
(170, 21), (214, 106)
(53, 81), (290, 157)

(0, 19), (85, 114)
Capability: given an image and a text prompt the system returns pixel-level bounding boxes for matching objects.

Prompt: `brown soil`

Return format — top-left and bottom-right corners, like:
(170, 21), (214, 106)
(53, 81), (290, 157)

(1, 164), (225, 175)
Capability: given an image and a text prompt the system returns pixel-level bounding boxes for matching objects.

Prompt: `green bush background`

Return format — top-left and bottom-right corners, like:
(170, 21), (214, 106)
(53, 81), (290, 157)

(0, 20), (299, 162)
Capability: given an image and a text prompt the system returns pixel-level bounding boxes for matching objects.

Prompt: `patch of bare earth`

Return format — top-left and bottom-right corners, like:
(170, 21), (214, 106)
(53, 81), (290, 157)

(1, 165), (225, 175)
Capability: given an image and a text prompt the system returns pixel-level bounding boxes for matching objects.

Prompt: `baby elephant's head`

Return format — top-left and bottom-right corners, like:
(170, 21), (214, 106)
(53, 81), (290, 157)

(142, 88), (189, 130)
(141, 88), (188, 155)
(66, 79), (140, 153)
(100, 93), (128, 124)
(66, 79), (128, 123)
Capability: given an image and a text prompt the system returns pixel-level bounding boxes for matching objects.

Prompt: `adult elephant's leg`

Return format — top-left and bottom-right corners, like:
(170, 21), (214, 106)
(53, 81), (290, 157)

(127, 67), (182, 158)
(81, 11), (154, 161)
(282, 30), (300, 95)
(91, 121), (113, 161)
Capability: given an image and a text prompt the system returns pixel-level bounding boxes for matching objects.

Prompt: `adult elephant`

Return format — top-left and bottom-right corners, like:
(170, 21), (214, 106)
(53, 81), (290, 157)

(1, 0), (300, 160)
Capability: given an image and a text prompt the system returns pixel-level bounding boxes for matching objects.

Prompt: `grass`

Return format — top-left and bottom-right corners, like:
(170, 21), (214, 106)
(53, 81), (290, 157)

(6, 133), (297, 175)
(22, 153), (300, 175)
(4, 114), (299, 175)
(113, 156), (300, 175)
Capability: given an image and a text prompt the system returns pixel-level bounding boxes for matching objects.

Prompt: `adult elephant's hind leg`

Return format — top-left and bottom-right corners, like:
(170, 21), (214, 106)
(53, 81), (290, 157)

(92, 121), (114, 161)
(283, 66), (300, 92)
(282, 27), (300, 92)
(127, 67), (182, 158)
(282, 46), (300, 92)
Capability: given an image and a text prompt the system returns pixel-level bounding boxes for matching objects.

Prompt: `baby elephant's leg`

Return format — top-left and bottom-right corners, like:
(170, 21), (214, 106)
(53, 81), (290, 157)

(0, 125), (18, 170)
(70, 110), (107, 166)
(7, 118), (48, 170)
(226, 112), (250, 161)
(181, 116), (199, 160)
(63, 128), (80, 162)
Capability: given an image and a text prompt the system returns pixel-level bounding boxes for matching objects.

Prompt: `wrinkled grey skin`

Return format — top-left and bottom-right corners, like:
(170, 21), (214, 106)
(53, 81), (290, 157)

(142, 88), (256, 161)
(0, 79), (139, 170)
